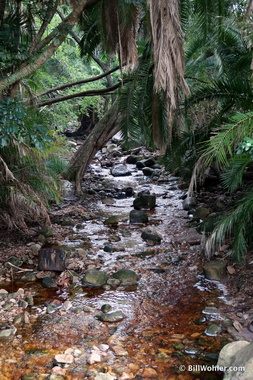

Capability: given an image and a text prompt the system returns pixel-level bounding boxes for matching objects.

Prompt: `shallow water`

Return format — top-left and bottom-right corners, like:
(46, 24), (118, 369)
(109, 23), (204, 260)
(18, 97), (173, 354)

(0, 157), (229, 380)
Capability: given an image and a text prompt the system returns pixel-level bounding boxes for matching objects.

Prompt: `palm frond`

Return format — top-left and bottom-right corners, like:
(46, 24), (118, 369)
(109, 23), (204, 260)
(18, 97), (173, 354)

(201, 111), (253, 168)
(205, 190), (253, 260)
(221, 154), (252, 192)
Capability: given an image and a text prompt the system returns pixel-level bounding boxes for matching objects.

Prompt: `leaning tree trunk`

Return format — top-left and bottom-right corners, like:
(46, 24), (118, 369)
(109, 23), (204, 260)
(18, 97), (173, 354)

(63, 102), (121, 194)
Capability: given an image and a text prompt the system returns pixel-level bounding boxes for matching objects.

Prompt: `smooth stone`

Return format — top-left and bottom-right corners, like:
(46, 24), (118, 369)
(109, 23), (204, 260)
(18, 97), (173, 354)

(94, 373), (117, 380)
(0, 328), (16, 342)
(203, 260), (227, 280)
(82, 269), (108, 287)
(129, 210), (149, 224)
(217, 340), (253, 380)
(42, 277), (57, 289)
(183, 347), (201, 355)
(104, 216), (119, 226)
(126, 155), (140, 164)
(104, 244), (114, 252)
(20, 272), (38, 282)
(112, 269), (139, 285)
(193, 207), (210, 219)
(96, 311), (125, 323)
(202, 307), (219, 315)
(21, 375), (40, 380)
(204, 324), (222, 337)
(182, 197), (197, 210)
(54, 354), (74, 364)
(142, 167), (154, 176)
(101, 304), (112, 313)
(141, 228), (162, 244)
(107, 278), (121, 287)
(111, 165), (131, 177)
(48, 376), (66, 380)
(133, 194), (156, 210)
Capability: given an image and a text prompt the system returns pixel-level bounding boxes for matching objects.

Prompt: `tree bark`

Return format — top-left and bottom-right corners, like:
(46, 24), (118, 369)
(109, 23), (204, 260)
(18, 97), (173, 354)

(62, 102), (121, 193)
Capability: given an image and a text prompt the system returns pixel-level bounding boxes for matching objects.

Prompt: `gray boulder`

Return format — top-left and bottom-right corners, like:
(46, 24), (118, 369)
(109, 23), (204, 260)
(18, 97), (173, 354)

(141, 228), (162, 244)
(111, 165), (131, 177)
(112, 269), (139, 285)
(133, 194), (156, 210)
(82, 270), (108, 287)
(129, 210), (149, 224)
(217, 340), (253, 379)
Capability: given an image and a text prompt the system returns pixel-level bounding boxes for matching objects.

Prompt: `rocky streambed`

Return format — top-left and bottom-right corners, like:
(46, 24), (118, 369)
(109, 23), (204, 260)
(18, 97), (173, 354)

(0, 143), (249, 380)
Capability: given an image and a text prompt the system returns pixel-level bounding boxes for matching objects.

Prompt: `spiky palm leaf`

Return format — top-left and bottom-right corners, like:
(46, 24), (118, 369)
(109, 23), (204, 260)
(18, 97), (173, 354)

(205, 190), (253, 261)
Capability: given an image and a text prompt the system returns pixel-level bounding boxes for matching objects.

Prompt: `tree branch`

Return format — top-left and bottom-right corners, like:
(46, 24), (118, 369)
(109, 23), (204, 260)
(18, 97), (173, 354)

(37, 82), (122, 107)
(36, 65), (120, 97)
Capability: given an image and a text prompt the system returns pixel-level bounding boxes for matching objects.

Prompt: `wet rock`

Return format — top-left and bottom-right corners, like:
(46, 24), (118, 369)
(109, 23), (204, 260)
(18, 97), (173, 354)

(182, 197), (197, 211)
(42, 276), (57, 289)
(104, 244), (114, 252)
(129, 209), (149, 224)
(112, 269), (139, 285)
(94, 374), (116, 380)
(126, 155), (140, 164)
(107, 278), (121, 287)
(82, 269), (108, 287)
(204, 324), (222, 336)
(38, 248), (66, 272)
(142, 167), (154, 176)
(111, 165), (131, 177)
(101, 304), (112, 313)
(87, 351), (102, 364)
(48, 376), (66, 380)
(203, 260), (227, 280)
(183, 347), (201, 355)
(202, 306), (220, 315)
(38, 226), (53, 238)
(20, 272), (38, 282)
(111, 345), (128, 356)
(96, 311), (125, 323)
(104, 216), (119, 226)
(193, 207), (210, 220)
(133, 194), (156, 210)
(54, 353), (74, 364)
(141, 228), (162, 244)
(0, 327), (16, 342)
(217, 340), (253, 380)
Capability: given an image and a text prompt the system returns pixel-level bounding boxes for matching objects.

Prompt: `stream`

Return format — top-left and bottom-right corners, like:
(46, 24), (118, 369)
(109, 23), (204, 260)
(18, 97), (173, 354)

(0, 148), (230, 380)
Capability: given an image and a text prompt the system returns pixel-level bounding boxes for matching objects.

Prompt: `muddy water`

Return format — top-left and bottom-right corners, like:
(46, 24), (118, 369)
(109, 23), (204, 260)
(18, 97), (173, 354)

(0, 159), (229, 380)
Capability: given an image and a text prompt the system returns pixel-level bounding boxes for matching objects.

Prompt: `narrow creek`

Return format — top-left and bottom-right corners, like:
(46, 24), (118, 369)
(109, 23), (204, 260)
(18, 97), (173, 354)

(0, 149), (230, 380)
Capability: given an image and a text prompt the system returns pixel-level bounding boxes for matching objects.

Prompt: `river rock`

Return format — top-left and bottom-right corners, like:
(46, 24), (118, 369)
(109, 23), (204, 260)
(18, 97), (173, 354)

(193, 207), (210, 220)
(42, 276), (57, 289)
(104, 216), (119, 226)
(203, 260), (227, 280)
(95, 373), (117, 380)
(96, 311), (125, 323)
(141, 228), (162, 244)
(129, 210), (149, 224)
(0, 327), (16, 342)
(182, 197), (197, 211)
(112, 269), (139, 285)
(101, 304), (112, 313)
(54, 353), (74, 364)
(111, 165), (131, 177)
(82, 269), (108, 287)
(38, 248), (66, 272)
(126, 155), (140, 164)
(142, 167), (154, 176)
(133, 194), (156, 210)
(217, 340), (253, 380)
(204, 324), (222, 336)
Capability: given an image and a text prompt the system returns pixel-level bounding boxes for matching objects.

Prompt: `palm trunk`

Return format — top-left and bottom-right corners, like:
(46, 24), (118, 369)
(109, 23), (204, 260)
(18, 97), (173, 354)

(63, 102), (121, 193)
